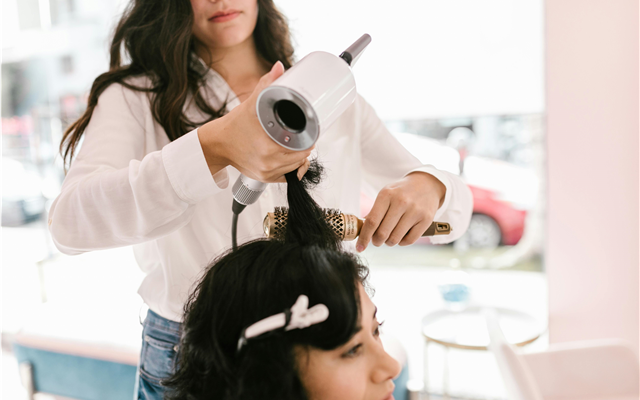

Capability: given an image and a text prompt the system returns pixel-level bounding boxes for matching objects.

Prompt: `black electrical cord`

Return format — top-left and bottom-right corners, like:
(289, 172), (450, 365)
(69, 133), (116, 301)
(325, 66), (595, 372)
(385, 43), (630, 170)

(231, 213), (239, 250)
(231, 200), (247, 250)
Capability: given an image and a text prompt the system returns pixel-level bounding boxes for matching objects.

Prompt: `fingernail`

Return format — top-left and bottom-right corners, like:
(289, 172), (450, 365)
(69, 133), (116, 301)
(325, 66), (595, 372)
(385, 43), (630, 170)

(271, 61), (282, 73)
(356, 244), (364, 252)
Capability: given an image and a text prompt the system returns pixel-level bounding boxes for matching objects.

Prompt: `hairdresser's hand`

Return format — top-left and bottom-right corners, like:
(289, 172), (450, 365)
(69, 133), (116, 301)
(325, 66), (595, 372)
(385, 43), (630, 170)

(198, 61), (312, 183)
(356, 172), (446, 252)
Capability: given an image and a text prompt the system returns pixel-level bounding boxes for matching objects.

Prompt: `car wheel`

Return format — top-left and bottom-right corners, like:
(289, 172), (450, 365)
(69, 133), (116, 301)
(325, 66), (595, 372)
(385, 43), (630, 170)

(455, 213), (502, 250)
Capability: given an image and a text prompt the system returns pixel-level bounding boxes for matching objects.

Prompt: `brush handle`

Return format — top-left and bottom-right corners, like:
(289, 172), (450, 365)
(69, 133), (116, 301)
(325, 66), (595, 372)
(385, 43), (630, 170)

(343, 216), (451, 241)
(263, 212), (451, 241)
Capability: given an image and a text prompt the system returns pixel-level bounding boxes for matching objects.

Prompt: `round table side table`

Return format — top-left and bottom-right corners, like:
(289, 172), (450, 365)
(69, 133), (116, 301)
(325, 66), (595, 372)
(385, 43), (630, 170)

(420, 306), (545, 400)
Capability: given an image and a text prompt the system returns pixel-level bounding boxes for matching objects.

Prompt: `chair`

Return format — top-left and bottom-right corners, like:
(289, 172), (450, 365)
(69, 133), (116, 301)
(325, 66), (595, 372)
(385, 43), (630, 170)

(483, 308), (639, 400)
(12, 302), (141, 400)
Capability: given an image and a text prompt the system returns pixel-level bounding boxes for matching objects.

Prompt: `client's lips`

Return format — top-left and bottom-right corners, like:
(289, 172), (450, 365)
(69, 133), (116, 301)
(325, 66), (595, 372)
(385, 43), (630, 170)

(381, 390), (395, 400)
(209, 10), (241, 23)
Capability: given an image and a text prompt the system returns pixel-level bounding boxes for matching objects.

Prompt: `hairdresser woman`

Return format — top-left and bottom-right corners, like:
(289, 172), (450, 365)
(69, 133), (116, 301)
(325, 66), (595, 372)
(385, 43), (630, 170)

(48, 0), (472, 398)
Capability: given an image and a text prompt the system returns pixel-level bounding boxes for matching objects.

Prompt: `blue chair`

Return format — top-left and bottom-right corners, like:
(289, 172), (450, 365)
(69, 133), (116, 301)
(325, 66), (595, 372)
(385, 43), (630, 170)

(12, 302), (142, 400)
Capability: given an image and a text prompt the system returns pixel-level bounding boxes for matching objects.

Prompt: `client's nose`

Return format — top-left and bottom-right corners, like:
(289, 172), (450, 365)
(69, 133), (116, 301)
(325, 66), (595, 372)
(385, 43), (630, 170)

(371, 341), (402, 383)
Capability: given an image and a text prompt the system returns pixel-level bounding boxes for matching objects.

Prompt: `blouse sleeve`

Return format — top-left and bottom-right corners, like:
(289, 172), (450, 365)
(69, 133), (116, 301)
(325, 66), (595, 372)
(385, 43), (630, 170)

(356, 94), (473, 243)
(48, 83), (227, 255)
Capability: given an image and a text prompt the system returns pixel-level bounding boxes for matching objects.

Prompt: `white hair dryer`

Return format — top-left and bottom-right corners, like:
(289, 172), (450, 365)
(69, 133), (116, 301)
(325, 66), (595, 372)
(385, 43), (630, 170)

(230, 34), (372, 247)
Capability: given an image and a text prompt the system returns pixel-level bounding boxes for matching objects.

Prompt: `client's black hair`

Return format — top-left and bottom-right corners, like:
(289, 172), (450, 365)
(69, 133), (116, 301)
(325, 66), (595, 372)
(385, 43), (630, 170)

(283, 161), (341, 249)
(164, 163), (369, 400)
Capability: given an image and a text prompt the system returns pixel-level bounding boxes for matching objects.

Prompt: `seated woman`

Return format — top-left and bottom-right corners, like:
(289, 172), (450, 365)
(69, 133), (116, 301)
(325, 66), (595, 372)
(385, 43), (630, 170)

(164, 165), (401, 400)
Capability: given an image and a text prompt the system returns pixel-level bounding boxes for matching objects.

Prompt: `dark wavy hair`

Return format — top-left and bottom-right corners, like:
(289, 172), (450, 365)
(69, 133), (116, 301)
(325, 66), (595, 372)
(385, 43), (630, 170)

(59, 0), (294, 170)
(163, 167), (370, 399)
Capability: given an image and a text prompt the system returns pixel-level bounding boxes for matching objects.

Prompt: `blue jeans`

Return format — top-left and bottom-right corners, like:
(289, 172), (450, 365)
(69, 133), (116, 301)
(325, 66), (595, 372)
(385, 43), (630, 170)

(134, 310), (182, 400)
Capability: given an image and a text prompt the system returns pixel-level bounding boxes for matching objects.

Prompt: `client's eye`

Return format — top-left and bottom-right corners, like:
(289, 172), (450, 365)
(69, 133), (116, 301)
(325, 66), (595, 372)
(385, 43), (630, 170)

(342, 343), (363, 358)
(341, 321), (385, 358)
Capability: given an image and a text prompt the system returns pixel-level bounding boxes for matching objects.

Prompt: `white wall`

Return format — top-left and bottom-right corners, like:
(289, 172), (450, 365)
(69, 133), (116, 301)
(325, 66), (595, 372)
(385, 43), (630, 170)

(276, 0), (544, 120)
(546, 0), (639, 352)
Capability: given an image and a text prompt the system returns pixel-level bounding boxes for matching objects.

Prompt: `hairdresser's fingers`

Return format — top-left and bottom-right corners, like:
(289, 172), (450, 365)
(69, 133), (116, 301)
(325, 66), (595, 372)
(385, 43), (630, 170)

(255, 147), (311, 172)
(271, 163), (306, 183)
(297, 158), (311, 180)
(385, 210), (422, 247)
(252, 138), (302, 159)
(269, 146), (312, 174)
(246, 149), (311, 182)
(269, 158), (310, 183)
(240, 164), (296, 183)
(273, 175), (288, 183)
(371, 201), (407, 247)
(278, 148), (313, 164)
(356, 192), (391, 252)
(399, 217), (433, 246)
(279, 143), (316, 155)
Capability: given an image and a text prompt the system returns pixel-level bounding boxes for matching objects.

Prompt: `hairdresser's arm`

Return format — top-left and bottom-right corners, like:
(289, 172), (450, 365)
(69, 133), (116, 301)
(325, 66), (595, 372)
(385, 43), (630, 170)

(48, 82), (226, 255)
(354, 94), (472, 250)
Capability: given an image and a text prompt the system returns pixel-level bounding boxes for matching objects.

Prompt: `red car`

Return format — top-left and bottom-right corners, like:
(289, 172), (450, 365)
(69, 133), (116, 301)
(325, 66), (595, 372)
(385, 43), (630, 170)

(360, 184), (526, 248)
(466, 185), (526, 247)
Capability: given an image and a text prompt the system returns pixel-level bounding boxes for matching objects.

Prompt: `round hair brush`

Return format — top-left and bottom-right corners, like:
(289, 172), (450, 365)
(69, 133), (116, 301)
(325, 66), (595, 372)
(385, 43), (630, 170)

(263, 207), (452, 241)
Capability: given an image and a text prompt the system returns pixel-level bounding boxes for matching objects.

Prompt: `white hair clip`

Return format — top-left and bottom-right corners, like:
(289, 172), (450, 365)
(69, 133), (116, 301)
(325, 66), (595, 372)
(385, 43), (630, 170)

(237, 295), (329, 351)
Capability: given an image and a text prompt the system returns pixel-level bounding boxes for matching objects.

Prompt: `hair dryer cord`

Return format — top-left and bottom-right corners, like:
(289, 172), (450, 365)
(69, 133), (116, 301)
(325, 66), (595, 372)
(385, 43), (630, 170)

(231, 199), (247, 250)
(231, 213), (239, 250)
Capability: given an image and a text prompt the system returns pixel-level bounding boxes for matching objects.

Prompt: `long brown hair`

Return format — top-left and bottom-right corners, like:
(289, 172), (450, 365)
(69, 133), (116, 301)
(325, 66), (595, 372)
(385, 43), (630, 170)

(60, 0), (294, 170)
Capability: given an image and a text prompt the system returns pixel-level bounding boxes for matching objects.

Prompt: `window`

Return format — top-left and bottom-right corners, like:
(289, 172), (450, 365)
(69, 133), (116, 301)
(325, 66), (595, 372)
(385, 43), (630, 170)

(2, 1), (546, 398)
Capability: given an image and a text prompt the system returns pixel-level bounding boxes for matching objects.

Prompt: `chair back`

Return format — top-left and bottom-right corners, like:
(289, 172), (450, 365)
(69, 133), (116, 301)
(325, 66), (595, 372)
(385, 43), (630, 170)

(483, 308), (544, 400)
(522, 339), (639, 399)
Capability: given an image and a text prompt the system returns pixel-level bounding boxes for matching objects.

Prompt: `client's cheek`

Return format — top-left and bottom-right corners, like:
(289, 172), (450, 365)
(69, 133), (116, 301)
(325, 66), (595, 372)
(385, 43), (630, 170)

(307, 370), (367, 400)
(297, 356), (367, 400)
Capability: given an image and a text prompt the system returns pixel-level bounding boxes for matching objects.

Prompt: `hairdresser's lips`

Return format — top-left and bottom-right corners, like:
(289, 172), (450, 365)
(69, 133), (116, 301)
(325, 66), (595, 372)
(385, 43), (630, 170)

(209, 10), (241, 23)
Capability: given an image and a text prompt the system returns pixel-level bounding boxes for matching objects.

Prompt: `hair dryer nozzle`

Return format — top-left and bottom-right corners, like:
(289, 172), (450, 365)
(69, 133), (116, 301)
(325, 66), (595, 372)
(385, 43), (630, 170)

(232, 174), (268, 208)
(339, 34), (372, 67)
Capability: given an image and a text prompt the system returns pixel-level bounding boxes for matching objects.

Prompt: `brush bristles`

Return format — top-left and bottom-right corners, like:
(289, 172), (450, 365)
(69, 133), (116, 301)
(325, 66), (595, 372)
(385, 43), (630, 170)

(324, 208), (340, 216)
(274, 207), (340, 216)
(269, 207), (345, 240)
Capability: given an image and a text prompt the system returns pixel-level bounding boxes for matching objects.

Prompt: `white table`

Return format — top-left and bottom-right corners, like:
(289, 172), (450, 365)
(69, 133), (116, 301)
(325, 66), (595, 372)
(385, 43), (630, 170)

(421, 306), (545, 399)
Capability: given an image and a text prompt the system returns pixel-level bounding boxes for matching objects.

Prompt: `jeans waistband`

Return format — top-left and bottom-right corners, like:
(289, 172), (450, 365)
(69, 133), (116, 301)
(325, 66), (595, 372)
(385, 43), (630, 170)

(144, 309), (183, 338)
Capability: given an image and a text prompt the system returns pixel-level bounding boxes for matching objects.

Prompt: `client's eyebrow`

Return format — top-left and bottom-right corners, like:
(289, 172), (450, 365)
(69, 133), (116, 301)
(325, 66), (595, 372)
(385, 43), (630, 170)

(373, 306), (378, 320)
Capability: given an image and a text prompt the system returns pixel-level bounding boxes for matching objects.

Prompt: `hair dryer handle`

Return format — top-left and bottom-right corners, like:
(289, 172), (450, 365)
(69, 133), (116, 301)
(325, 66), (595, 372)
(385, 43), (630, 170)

(232, 174), (268, 206)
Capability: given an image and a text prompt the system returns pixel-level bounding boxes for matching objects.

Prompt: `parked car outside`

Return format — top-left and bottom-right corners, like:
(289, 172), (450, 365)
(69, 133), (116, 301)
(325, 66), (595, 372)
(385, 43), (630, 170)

(464, 185), (526, 247)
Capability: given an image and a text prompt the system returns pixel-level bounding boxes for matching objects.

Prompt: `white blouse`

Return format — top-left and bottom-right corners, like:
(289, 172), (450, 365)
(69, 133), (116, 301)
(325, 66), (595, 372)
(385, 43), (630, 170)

(48, 61), (473, 322)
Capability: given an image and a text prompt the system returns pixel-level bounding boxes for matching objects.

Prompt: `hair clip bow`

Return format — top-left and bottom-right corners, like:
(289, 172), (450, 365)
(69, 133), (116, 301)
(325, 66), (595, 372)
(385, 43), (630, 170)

(285, 295), (329, 331)
(237, 294), (329, 351)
